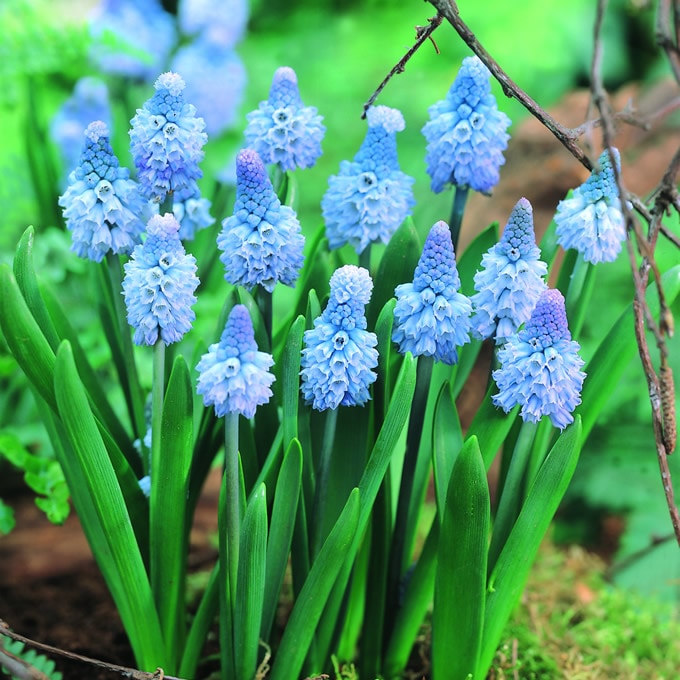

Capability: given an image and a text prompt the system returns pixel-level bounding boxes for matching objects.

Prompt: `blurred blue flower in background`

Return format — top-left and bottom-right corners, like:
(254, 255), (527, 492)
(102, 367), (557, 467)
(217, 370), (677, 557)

(58, 121), (146, 263)
(422, 55), (511, 194)
(123, 212), (199, 346)
(89, 0), (177, 82)
(129, 72), (208, 203)
(171, 183), (215, 241)
(322, 105), (415, 254)
(471, 197), (548, 343)
(218, 148), (304, 292)
(244, 66), (325, 171)
(555, 148), (627, 263)
(392, 221), (471, 364)
(178, 0), (249, 47)
(492, 288), (586, 429)
(300, 265), (378, 411)
(196, 304), (275, 419)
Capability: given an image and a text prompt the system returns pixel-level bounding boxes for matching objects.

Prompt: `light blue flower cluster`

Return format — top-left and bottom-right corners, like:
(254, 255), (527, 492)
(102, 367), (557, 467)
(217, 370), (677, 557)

(554, 149), (626, 263)
(300, 265), (379, 411)
(178, 0), (249, 47)
(58, 121), (147, 263)
(422, 56), (511, 194)
(88, 0), (177, 82)
(392, 221), (472, 364)
(171, 184), (215, 241)
(322, 105), (416, 254)
(129, 72), (208, 203)
(218, 148), (304, 292)
(50, 77), (111, 180)
(122, 213), (199, 346)
(492, 289), (586, 429)
(244, 66), (325, 171)
(196, 304), (275, 419)
(471, 197), (548, 343)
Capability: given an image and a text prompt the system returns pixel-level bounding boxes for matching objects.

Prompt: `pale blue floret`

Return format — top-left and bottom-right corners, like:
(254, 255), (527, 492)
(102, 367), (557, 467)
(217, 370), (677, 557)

(422, 56), (511, 194)
(471, 197), (548, 343)
(171, 183), (215, 241)
(122, 213), (199, 346)
(392, 221), (472, 364)
(88, 0), (177, 82)
(178, 0), (249, 47)
(492, 289), (586, 430)
(129, 72), (208, 203)
(196, 304), (275, 419)
(244, 66), (325, 171)
(138, 475), (151, 498)
(554, 149), (627, 264)
(322, 105), (416, 254)
(58, 121), (147, 263)
(218, 148), (304, 292)
(300, 265), (379, 411)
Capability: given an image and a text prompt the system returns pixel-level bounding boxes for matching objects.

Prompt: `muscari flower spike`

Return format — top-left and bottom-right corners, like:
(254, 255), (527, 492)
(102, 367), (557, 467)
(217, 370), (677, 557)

(492, 288), (586, 430)
(300, 265), (379, 411)
(392, 221), (472, 364)
(554, 148), (626, 264)
(168, 183), (215, 241)
(58, 121), (147, 263)
(196, 304), (275, 419)
(218, 148), (304, 292)
(122, 212), (199, 346)
(422, 55), (511, 194)
(178, 0), (249, 47)
(244, 66), (325, 171)
(129, 72), (208, 203)
(322, 105), (416, 254)
(471, 197), (548, 344)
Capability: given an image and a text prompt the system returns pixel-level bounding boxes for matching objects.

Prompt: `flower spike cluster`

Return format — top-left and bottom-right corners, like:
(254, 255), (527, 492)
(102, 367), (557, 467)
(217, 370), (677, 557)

(392, 221), (472, 364)
(244, 66), (325, 171)
(123, 213), (199, 346)
(300, 266), (379, 411)
(218, 148), (305, 292)
(196, 304), (275, 419)
(422, 56), (511, 194)
(492, 289), (586, 429)
(322, 105), (416, 254)
(554, 148), (626, 263)
(129, 72), (208, 203)
(59, 121), (147, 263)
(471, 198), (548, 343)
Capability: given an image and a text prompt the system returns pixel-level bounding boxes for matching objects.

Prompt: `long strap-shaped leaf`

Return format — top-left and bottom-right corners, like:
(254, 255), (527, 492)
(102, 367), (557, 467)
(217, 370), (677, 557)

(54, 341), (166, 670)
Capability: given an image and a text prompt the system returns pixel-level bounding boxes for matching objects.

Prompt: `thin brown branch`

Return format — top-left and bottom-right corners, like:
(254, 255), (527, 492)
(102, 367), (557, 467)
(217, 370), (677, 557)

(0, 646), (49, 680)
(657, 0), (680, 84)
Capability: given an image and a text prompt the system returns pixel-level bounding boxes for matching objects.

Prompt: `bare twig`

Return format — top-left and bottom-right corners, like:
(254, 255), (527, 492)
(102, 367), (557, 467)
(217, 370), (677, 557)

(0, 620), (185, 680)
(0, 646), (49, 680)
(656, 0), (680, 84)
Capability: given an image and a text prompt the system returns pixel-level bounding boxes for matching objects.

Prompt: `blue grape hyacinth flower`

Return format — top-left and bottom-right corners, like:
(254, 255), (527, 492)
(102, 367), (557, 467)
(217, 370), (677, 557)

(123, 213), (199, 346)
(178, 0), (249, 47)
(196, 304), (275, 419)
(392, 221), (472, 364)
(300, 265), (379, 411)
(244, 66), (325, 171)
(492, 288), (586, 429)
(129, 72), (208, 203)
(170, 183), (215, 241)
(422, 56), (511, 194)
(554, 148), (627, 263)
(58, 121), (147, 263)
(218, 148), (304, 292)
(322, 105), (416, 254)
(471, 197), (548, 343)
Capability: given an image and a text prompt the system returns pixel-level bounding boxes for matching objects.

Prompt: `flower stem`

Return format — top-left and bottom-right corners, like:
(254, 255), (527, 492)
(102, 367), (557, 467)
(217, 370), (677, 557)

(150, 339), (166, 479)
(449, 185), (469, 252)
(257, 289), (273, 350)
(224, 411), (241, 605)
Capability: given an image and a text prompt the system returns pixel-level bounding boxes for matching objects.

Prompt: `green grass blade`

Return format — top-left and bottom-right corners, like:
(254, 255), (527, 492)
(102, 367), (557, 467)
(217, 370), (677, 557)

(281, 315), (305, 447)
(432, 380), (463, 517)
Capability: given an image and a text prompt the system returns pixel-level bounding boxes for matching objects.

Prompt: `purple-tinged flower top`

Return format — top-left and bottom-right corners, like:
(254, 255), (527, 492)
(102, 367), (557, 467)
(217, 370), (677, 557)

(244, 66), (325, 171)
(322, 105), (416, 254)
(555, 148), (627, 264)
(122, 213), (199, 346)
(129, 72), (208, 203)
(170, 36), (246, 137)
(392, 221), (472, 364)
(218, 148), (304, 292)
(471, 198), (548, 344)
(89, 0), (177, 82)
(58, 121), (147, 263)
(422, 56), (511, 194)
(50, 77), (111, 181)
(178, 0), (249, 47)
(492, 289), (586, 429)
(300, 265), (379, 411)
(196, 304), (275, 419)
